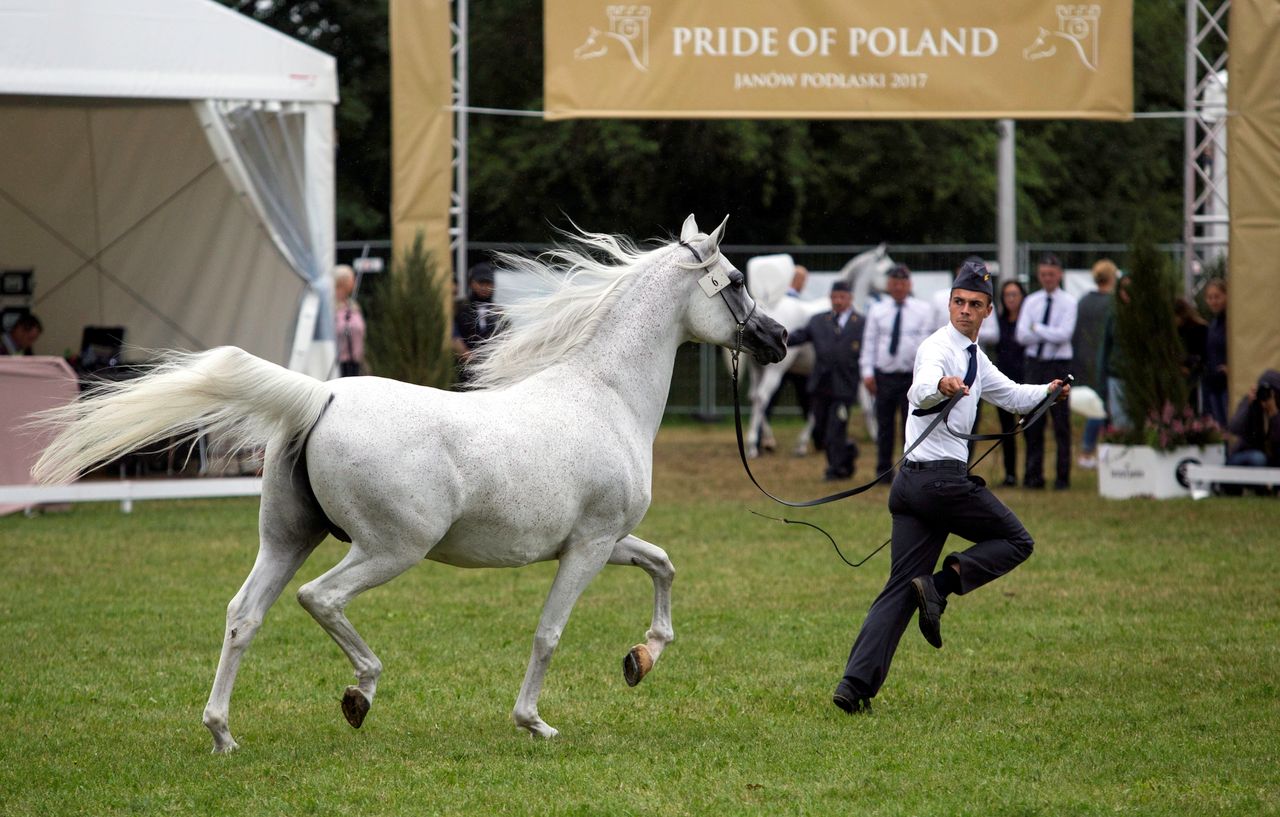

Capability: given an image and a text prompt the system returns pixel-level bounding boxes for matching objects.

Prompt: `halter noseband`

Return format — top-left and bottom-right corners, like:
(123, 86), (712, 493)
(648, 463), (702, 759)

(681, 240), (756, 332)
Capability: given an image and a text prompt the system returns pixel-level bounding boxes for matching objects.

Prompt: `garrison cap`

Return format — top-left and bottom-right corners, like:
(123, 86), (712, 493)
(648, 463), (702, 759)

(886, 264), (911, 279)
(952, 257), (994, 299)
(468, 262), (495, 284)
(830, 280), (852, 293)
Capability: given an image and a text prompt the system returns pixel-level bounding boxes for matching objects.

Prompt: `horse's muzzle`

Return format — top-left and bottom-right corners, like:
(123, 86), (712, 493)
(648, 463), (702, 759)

(744, 314), (787, 365)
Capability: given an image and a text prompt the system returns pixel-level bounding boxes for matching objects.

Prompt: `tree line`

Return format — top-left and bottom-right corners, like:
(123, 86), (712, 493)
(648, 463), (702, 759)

(223, 0), (1189, 246)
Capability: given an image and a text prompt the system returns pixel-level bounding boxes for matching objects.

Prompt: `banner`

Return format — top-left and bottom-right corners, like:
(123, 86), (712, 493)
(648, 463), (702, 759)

(1227, 0), (1280, 406)
(391, 0), (453, 277)
(545, 1), (1132, 120)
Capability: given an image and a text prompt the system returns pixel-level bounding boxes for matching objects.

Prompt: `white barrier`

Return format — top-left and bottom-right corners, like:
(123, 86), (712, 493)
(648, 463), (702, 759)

(0, 478), (263, 514)
(1184, 464), (1280, 500)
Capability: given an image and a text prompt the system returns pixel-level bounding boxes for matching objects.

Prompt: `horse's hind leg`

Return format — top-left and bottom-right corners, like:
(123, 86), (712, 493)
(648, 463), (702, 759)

(609, 535), (675, 687)
(203, 479), (326, 753)
(296, 537), (429, 729)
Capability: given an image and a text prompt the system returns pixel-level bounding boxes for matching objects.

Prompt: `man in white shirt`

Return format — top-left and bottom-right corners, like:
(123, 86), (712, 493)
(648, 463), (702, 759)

(1016, 254), (1078, 489)
(860, 264), (934, 481)
(833, 258), (1069, 715)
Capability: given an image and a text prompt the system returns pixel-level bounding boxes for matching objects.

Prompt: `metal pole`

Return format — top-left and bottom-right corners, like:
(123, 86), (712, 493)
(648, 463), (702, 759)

(455, 0), (470, 287)
(1182, 0), (1197, 295)
(996, 119), (1017, 282)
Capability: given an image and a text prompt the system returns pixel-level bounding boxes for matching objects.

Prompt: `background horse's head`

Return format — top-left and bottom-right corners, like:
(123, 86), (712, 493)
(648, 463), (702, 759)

(837, 243), (895, 313)
(677, 214), (787, 365)
(574, 27), (608, 60)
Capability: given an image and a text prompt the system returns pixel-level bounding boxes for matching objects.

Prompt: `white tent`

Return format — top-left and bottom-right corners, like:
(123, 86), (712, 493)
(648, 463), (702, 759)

(0, 0), (338, 376)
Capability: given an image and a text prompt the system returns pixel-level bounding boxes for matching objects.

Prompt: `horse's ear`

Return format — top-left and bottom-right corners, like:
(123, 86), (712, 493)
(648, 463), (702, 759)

(707, 214), (729, 248)
(876, 242), (888, 258)
(680, 214), (699, 242)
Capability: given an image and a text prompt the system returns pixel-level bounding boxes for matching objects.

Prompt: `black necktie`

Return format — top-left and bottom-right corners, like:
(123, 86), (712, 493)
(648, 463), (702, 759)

(914, 344), (978, 417)
(1036, 295), (1053, 359)
(888, 302), (903, 357)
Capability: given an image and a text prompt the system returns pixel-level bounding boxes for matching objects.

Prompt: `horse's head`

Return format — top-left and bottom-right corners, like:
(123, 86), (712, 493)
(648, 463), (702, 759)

(837, 242), (894, 313)
(677, 214), (786, 365)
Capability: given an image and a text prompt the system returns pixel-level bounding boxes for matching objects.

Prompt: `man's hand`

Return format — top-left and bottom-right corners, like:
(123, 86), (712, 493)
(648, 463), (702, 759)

(863, 375), (877, 395)
(938, 376), (969, 398)
(1048, 379), (1072, 402)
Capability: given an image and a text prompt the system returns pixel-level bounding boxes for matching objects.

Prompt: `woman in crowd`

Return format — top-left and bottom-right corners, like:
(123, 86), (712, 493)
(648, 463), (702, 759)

(1202, 278), (1228, 426)
(995, 279), (1027, 486)
(334, 264), (366, 377)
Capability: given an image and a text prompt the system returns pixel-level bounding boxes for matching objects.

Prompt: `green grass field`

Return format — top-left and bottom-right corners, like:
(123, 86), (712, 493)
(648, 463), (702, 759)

(2, 420), (1278, 816)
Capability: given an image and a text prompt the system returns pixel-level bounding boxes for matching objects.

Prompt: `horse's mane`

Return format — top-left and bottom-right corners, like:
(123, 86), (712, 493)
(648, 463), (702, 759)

(465, 229), (677, 390)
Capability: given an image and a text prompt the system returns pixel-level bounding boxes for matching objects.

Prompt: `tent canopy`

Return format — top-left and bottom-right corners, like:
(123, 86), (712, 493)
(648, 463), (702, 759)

(0, 0), (338, 375)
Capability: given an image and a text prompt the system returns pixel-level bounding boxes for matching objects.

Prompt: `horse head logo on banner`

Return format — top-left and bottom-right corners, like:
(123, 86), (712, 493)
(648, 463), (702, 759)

(574, 5), (651, 72)
(1023, 4), (1102, 72)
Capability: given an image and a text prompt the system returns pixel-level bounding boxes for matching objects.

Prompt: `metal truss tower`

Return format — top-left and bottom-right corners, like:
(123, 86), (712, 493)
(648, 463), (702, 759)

(450, 0), (469, 288)
(1183, 0), (1230, 293)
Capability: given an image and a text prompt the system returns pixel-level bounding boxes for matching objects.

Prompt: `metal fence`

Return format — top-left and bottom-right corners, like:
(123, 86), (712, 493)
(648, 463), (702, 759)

(337, 239), (1187, 418)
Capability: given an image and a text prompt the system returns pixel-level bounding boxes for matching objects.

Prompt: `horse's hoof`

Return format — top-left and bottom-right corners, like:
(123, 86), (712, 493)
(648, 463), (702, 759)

(623, 644), (653, 687)
(211, 738), (240, 754)
(342, 686), (371, 729)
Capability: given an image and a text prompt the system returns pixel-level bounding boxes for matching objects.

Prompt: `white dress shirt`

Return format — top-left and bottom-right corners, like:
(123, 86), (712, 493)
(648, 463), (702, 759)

(1016, 287), (1078, 361)
(906, 324), (1050, 463)
(860, 295), (933, 378)
(932, 289), (998, 343)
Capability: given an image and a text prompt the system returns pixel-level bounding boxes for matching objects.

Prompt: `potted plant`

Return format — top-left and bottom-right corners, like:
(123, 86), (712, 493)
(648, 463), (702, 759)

(1097, 229), (1226, 498)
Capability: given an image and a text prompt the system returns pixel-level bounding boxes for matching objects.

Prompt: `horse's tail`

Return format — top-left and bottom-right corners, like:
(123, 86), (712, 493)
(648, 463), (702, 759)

(33, 347), (332, 485)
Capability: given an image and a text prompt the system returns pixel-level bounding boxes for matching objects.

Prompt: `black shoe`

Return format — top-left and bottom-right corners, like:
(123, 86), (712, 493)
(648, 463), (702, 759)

(1053, 479), (1070, 491)
(911, 575), (947, 649)
(1001, 475), (1018, 487)
(832, 683), (872, 715)
(1023, 477), (1046, 489)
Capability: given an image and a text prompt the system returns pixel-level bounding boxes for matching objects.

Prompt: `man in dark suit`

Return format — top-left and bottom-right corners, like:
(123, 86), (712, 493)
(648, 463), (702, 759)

(788, 280), (864, 480)
(452, 262), (503, 384)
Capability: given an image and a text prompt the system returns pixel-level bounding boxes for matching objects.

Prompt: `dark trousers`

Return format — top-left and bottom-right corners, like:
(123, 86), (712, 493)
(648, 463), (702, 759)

(874, 371), (912, 475)
(997, 407), (1019, 480)
(812, 390), (857, 478)
(841, 462), (1034, 697)
(1024, 359), (1072, 485)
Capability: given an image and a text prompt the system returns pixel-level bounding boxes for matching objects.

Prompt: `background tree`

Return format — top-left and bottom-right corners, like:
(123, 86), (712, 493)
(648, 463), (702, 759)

(364, 232), (455, 388)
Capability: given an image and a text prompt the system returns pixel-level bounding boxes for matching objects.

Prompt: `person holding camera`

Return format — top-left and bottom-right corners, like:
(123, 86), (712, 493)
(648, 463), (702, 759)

(1226, 370), (1280, 469)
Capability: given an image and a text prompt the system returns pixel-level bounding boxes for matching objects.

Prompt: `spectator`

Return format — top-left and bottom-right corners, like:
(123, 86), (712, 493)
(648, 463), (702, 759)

(1074, 259), (1117, 469)
(1202, 278), (1229, 426)
(1174, 296), (1209, 412)
(333, 265), (365, 377)
(1017, 253), (1078, 489)
(860, 264), (934, 482)
(1226, 370), (1280, 469)
(788, 280), (864, 481)
(1097, 276), (1132, 431)
(453, 262), (503, 385)
(1, 313), (42, 356)
(995, 280), (1028, 486)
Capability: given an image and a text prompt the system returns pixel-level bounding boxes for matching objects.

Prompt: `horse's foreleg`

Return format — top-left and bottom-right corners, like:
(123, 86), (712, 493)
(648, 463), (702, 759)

(512, 542), (612, 739)
(296, 540), (426, 730)
(203, 536), (320, 753)
(608, 535), (674, 687)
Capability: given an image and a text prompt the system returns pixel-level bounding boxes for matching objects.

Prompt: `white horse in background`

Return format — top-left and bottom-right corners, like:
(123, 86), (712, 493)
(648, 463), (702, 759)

(34, 215), (786, 752)
(739, 244), (895, 458)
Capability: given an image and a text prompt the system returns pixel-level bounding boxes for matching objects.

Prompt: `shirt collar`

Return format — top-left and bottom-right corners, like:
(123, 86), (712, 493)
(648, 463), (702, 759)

(944, 323), (975, 350)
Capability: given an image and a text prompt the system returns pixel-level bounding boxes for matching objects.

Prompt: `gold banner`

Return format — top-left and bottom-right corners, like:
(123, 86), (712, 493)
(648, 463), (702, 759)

(1227, 0), (1280, 406)
(391, 0), (453, 278)
(545, 1), (1132, 120)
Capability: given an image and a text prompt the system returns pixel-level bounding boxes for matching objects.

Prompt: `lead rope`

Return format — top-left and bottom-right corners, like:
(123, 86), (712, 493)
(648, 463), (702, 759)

(729, 331), (1069, 567)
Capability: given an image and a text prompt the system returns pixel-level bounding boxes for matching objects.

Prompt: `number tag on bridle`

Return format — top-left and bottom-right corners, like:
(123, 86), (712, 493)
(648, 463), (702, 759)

(698, 269), (730, 297)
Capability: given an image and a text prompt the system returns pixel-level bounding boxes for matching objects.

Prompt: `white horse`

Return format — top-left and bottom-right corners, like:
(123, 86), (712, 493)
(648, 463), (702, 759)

(34, 215), (786, 752)
(740, 244), (895, 458)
